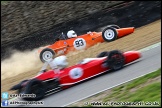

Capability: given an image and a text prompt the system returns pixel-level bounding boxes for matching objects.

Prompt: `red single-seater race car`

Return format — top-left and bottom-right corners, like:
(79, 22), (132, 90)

(10, 50), (141, 101)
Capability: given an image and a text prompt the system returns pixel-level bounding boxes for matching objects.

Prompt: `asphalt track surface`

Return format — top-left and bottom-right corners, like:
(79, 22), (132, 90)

(7, 43), (161, 107)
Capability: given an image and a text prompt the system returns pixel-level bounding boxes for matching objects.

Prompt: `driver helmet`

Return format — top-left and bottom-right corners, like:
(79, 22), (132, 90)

(67, 30), (77, 38)
(49, 55), (68, 70)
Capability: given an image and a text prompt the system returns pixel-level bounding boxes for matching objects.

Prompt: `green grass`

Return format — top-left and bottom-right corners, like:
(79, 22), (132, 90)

(82, 68), (161, 107)
(120, 82), (161, 102)
(126, 68), (161, 90)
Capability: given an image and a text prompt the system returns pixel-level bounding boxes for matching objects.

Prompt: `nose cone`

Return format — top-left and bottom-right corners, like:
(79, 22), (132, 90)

(117, 27), (135, 38)
(124, 51), (142, 64)
(132, 51), (142, 59)
(131, 27), (135, 33)
(136, 51), (141, 58)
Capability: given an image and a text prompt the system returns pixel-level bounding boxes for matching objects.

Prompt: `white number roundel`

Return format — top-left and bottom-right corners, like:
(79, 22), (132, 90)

(69, 67), (83, 79)
(73, 38), (86, 50)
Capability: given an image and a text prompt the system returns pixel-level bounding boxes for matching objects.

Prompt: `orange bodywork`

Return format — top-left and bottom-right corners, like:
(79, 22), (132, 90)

(38, 27), (134, 56)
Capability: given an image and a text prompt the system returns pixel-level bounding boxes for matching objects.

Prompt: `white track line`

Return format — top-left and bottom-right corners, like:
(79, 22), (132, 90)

(138, 42), (161, 52)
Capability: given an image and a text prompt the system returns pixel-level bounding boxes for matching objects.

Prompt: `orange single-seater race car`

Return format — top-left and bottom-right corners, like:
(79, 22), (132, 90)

(38, 25), (134, 62)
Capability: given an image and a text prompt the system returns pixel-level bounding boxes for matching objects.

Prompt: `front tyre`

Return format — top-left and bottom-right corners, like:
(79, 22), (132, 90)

(106, 50), (125, 71)
(102, 27), (118, 42)
(40, 48), (55, 62)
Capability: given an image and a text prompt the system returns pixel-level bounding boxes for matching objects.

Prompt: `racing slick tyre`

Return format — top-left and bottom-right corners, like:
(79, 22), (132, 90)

(40, 48), (55, 63)
(107, 24), (120, 29)
(97, 51), (109, 58)
(23, 79), (45, 101)
(102, 27), (118, 42)
(18, 80), (29, 94)
(106, 50), (125, 71)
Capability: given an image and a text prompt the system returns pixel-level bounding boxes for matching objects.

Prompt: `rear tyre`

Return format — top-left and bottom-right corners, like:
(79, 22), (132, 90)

(18, 80), (29, 94)
(106, 50), (125, 71)
(40, 48), (55, 63)
(23, 79), (45, 101)
(102, 27), (118, 42)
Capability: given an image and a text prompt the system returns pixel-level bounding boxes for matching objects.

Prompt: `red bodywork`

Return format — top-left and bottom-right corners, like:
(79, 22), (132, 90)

(34, 51), (141, 89)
